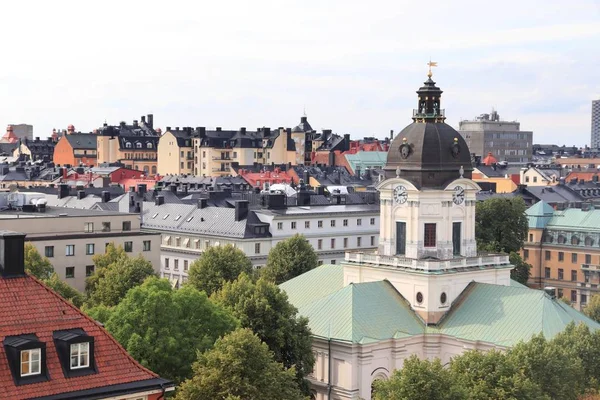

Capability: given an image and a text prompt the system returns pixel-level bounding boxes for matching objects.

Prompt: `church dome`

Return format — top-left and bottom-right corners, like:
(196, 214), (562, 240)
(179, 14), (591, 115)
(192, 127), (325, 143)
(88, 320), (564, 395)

(384, 73), (472, 188)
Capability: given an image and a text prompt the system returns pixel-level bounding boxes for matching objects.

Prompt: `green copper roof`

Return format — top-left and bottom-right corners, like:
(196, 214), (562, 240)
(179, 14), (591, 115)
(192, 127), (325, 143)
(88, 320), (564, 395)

(547, 207), (600, 232)
(345, 152), (388, 173)
(525, 201), (555, 229)
(281, 264), (600, 346)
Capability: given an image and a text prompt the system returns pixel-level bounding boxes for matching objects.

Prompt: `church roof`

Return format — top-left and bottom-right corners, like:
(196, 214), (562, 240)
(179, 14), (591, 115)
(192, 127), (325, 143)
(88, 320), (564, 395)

(525, 201), (555, 229)
(280, 264), (600, 347)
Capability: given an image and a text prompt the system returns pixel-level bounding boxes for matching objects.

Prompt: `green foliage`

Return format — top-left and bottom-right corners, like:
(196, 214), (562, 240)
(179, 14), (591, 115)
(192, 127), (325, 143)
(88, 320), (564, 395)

(584, 294), (600, 323)
(187, 244), (253, 296)
(174, 328), (306, 400)
(553, 323), (600, 391)
(43, 273), (85, 307)
(261, 234), (318, 284)
(86, 243), (128, 296)
(86, 244), (156, 307)
(100, 277), (237, 383)
(509, 252), (531, 285)
(373, 356), (463, 400)
(24, 242), (54, 280)
(212, 273), (314, 392)
(475, 197), (528, 253)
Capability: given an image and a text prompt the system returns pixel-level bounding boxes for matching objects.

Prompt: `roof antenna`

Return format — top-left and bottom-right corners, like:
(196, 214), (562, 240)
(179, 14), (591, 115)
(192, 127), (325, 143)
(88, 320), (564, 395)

(303, 105), (307, 118)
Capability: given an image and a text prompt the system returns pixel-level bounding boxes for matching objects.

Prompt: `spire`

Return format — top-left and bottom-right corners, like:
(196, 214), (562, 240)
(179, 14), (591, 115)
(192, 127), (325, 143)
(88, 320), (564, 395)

(412, 62), (445, 124)
(427, 60), (438, 78)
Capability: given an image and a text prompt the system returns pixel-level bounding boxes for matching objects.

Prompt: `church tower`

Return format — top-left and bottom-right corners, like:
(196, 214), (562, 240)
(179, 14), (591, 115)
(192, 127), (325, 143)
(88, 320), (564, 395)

(343, 68), (512, 324)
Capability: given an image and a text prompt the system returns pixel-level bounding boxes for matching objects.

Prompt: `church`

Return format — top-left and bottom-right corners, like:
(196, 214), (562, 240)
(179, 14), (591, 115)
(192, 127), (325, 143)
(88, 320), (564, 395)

(280, 69), (600, 400)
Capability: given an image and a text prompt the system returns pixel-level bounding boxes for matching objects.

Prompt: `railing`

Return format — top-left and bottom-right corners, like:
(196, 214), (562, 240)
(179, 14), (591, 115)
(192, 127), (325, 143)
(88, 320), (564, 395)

(412, 109), (446, 118)
(344, 251), (510, 272)
(212, 157), (231, 161)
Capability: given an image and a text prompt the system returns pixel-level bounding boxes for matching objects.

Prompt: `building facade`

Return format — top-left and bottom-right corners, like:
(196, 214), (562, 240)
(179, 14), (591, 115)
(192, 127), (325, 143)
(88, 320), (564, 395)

(592, 99), (600, 149)
(157, 127), (194, 175)
(458, 110), (533, 164)
(53, 131), (98, 167)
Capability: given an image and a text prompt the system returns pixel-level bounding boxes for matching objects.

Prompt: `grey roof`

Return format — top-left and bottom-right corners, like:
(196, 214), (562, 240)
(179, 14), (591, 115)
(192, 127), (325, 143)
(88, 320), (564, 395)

(291, 116), (313, 133)
(525, 185), (583, 204)
(64, 134), (97, 150)
(0, 205), (131, 219)
(0, 143), (18, 155)
(475, 165), (508, 178)
(255, 203), (379, 217)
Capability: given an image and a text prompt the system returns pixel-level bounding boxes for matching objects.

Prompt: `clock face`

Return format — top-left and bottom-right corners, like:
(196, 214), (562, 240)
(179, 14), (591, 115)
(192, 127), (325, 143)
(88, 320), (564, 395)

(453, 185), (465, 205)
(393, 185), (408, 204)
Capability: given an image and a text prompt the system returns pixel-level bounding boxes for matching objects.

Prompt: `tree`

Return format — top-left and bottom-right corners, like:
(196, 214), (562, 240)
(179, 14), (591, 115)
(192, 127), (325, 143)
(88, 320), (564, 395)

(373, 356), (463, 400)
(212, 273), (314, 392)
(584, 294), (600, 323)
(86, 247), (156, 307)
(553, 323), (600, 391)
(187, 245), (253, 296)
(44, 273), (85, 307)
(85, 243), (128, 296)
(174, 328), (306, 400)
(450, 350), (546, 400)
(475, 198), (528, 253)
(261, 234), (318, 284)
(94, 277), (237, 383)
(509, 252), (531, 285)
(24, 242), (54, 280)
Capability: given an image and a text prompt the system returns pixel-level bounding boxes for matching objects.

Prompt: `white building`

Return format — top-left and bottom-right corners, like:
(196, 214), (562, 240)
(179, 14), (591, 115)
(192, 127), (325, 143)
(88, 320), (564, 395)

(280, 72), (599, 400)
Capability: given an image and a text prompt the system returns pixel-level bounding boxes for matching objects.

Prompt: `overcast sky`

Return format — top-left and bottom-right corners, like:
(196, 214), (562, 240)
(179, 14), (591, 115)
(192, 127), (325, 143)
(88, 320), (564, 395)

(1, 0), (599, 146)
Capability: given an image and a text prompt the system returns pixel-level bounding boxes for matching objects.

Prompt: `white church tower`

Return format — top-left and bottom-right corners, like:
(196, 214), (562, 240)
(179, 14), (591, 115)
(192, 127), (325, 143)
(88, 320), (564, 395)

(343, 69), (512, 324)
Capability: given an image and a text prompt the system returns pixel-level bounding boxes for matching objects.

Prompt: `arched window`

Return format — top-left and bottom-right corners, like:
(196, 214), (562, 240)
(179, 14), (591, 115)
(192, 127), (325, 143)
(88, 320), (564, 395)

(147, 142), (153, 149)
(544, 234), (554, 243)
(585, 236), (595, 247)
(143, 166), (149, 174)
(125, 142), (132, 148)
(151, 165), (157, 175)
(136, 142), (142, 149)
(557, 235), (566, 244)
(571, 235), (580, 245)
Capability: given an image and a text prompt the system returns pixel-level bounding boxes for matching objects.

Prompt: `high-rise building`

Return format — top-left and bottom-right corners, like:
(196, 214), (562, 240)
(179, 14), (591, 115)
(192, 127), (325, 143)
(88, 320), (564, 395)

(458, 110), (533, 164)
(592, 99), (600, 149)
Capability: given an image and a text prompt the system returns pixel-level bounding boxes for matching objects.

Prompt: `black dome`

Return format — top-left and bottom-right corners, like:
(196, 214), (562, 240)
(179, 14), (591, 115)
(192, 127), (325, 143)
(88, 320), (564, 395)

(384, 122), (472, 188)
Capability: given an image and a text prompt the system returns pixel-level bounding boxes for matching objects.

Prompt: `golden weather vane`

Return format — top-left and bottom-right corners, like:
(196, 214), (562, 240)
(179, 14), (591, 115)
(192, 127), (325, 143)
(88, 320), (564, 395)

(427, 60), (438, 78)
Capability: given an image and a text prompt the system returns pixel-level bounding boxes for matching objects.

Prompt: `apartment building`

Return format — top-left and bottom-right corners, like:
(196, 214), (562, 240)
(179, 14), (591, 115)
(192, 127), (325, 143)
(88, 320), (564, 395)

(141, 190), (379, 287)
(157, 127), (195, 175)
(0, 192), (160, 291)
(523, 201), (600, 310)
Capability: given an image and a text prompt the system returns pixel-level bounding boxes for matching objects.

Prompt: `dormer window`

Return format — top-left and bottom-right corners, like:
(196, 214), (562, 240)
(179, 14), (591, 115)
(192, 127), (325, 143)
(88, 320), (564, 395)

(125, 142), (132, 148)
(147, 142), (153, 149)
(53, 329), (96, 378)
(3, 334), (49, 385)
(136, 142), (142, 149)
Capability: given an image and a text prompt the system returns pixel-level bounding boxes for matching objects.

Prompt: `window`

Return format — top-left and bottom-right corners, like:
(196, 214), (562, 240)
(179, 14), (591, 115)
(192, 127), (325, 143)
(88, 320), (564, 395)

(124, 241), (133, 252)
(586, 254), (592, 264)
(84, 222), (94, 233)
(20, 349), (41, 377)
(529, 233), (533, 242)
(558, 268), (564, 280)
(545, 267), (551, 279)
(523, 249), (529, 260)
(45, 246), (54, 258)
(66, 267), (75, 278)
(545, 251), (551, 261)
(424, 224), (436, 247)
(343, 219), (348, 227)
(581, 294), (588, 305)
(331, 238), (335, 249)
(165, 258), (170, 269)
(70, 343), (89, 369)
(277, 222), (283, 230)
(343, 238), (348, 248)
(255, 243), (261, 254)
(184, 260), (188, 271)
(571, 290), (577, 303)
(370, 218), (375, 225)
(571, 270), (578, 281)
(318, 260), (324, 266)
(291, 222), (297, 229)
(558, 252), (564, 262)
(86, 265), (95, 277)
(533, 176), (537, 183)
(357, 219), (362, 226)
(86, 244), (95, 255)
(305, 221), (310, 229)
(122, 221), (131, 231)
(102, 222), (111, 232)
(331, 260), (336, 265)
(174, 259), (179, 271)
(572, 253), (578, 263)
(557, 288), (563, 298)
(357, 237), (362, 247)
(66, 245), (75, 256)
(572, 235), (580, 245)
(331, 220), (336, 227)
(143, 240), (151, 251)
(318, 239), (322, 250)
(318, 221), (323, 228)
(371, 236), (375, 246)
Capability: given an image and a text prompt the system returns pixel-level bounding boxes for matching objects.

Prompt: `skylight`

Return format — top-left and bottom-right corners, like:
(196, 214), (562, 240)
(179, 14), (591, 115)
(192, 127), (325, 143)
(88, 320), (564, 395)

(174, 215), (182, 221)
(162, 214), (170, 220)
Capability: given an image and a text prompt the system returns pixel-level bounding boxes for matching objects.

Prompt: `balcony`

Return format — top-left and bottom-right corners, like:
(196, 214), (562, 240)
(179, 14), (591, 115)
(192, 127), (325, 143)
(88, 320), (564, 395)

(212, 167), (229, 173)
(581, 264), (600, 271)
(344, 251), (510, 273)
(212, 157), (231, 161)
(412, 109), (446, 119)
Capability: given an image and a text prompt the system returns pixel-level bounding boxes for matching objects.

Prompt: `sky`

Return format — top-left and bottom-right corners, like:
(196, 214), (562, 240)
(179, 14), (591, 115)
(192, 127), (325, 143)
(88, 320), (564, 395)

(0, 0), (599, 146)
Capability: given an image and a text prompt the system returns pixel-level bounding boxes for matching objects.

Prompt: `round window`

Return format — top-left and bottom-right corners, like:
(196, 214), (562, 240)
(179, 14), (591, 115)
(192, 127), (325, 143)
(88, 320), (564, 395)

(416, 292), (424, 304)
(440, 292), (447, 304)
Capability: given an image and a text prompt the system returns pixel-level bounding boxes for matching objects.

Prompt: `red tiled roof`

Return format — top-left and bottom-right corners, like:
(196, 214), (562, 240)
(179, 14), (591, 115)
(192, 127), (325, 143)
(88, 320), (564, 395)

(0, 275), (159, 399)
(482, 152), (498, 166)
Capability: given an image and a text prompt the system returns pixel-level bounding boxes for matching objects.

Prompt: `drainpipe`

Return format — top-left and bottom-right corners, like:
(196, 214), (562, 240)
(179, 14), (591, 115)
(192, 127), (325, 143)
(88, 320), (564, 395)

(327, 338), (332, 400)
(539, 228), (545, 288)
(157, 383), (166, 400)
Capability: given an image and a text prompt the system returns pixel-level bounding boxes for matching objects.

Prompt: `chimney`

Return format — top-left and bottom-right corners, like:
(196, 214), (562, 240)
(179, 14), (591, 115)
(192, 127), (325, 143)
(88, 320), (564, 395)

(198, 198), (208, 209)
(102, 191), (110, 203)
(0, 231), (26, 278)
(155, 195), (164, 206)
(234, 200), (249, 221)
(147, 114), (154, 129)
(137, 184), (147, 195)
(77, 190), (86, 200)
(390, 129), (394, 140)
(58, 183), (69, 199)
(170, 184), (178, 193)
(141, 116), (146, 124)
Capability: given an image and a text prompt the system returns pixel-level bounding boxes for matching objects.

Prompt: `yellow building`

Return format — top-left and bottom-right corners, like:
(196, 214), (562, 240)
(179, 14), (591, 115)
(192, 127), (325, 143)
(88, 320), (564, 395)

(157, 127), (194, 175)
(520, 166), (562, 186)
(472, 166), (518, 193)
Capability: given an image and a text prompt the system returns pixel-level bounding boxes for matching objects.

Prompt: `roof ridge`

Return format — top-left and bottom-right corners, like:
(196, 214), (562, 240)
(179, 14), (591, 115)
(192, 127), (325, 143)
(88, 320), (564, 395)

(435, 280), (478, 326)
(27, 274), (159, 379)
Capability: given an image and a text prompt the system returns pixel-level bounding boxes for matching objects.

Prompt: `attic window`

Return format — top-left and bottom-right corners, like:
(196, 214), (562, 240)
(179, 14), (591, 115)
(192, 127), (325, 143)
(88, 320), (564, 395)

(125, 142), (132, 148)
(186, 216), (194, 222)
(3, 334), (49, 385)
(53, 329), (96, 378)
(136, 142), (142, 149)
(147, 142), (153, 149)
(162, 214), (170, 220)
(152, 213), (159, 219)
